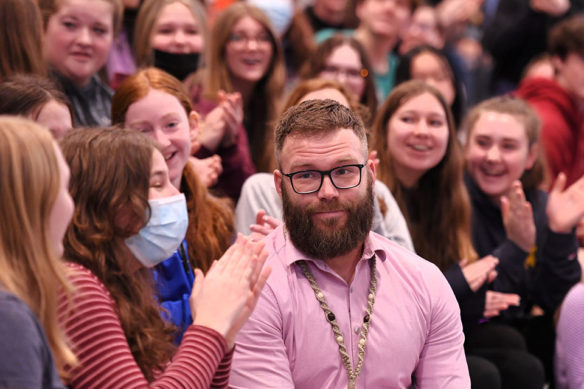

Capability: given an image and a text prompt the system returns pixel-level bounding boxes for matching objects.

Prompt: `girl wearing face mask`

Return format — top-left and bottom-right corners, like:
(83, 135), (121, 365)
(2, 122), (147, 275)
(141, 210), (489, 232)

(463, 96), (584, 381)
(134, 0), (207, 82)
(59, 128), (270, 388)
(0, 117), (76, 388)
(40, 0), (122, 127)
(188, 3), (286, 175)
(372, 81), (547, 388)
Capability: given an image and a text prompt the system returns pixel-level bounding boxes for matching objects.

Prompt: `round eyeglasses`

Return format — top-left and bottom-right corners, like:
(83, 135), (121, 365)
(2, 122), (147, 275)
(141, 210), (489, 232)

(282, 163), (366, 194)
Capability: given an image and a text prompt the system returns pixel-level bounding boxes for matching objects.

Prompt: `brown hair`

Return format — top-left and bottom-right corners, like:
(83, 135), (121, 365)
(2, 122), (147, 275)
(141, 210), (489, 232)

(371, 80), (477, 270)
(548, 14), (584, 60)
(299, 35), (378, 120)
(38, 0), (123, 36)
(0, 116), (76, 376)
(0, 0), (47, 80)
(462, 95), (545, 193)
(275, 99), (368, 167)
(134, 0), (208, 68)
(112, 68), (234, 273)
(0, 74), (73, 122)
(60, 128), (176, 381)
(204, 3), (285, 172)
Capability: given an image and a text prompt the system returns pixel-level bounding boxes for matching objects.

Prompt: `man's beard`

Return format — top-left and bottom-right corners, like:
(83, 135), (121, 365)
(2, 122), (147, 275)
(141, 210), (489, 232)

(282, 177), (374, 260)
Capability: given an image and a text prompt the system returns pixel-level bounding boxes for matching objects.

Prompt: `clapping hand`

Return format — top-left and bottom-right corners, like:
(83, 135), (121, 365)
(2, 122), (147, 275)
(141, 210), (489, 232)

(249, 209), (282, 241)
(484, 291), (520, 318)
(190, 234), (271, 349)
(460, 255), (499, 292)
(501, 180), (536, 252)
(547, 173), (584, 234)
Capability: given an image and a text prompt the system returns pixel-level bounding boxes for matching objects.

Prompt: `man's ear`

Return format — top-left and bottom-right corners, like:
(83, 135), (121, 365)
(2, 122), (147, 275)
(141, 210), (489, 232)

(367, 158), (376, 186)
(274, 169), (283, 198)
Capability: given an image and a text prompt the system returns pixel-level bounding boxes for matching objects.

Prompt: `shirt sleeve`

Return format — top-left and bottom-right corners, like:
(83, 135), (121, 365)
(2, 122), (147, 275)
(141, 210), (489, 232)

(556, 284), (584, 389)
(490, 238), (529, 293)
(230, 284), (295, 388)
(59, 266), (229, 389)
(415, 267), (471, 388)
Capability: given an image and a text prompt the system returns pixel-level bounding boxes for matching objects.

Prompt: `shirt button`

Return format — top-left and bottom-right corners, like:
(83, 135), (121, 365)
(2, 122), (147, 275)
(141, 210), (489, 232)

(355, 327), (360, 334)
(350, 286), (354, 293)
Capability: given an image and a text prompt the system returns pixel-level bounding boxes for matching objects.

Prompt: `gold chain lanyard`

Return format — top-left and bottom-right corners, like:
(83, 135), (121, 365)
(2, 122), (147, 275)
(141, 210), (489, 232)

(297, 255), (377, 389)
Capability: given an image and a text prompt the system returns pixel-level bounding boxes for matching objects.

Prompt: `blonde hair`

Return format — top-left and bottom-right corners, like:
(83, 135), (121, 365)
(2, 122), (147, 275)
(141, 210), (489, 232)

(134, 0), (208, 68)
(0, 116), (76, 375)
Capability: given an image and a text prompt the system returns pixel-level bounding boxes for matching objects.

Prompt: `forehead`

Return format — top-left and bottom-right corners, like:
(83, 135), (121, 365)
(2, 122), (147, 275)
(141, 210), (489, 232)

(56, 0), (114, 21)
(472, 111), (527, 141)
(326, 45), (361, 65)
(231, 15), (266, 33)
(394, 92), (445, 115)
(156, 2), (197, 25)
(280, 128), (364, 170)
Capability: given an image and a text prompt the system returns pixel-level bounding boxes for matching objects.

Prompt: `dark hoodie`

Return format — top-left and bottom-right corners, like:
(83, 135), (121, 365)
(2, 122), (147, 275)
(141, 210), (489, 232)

(515, 77), (584, 187)
(465, 173), (581, 320)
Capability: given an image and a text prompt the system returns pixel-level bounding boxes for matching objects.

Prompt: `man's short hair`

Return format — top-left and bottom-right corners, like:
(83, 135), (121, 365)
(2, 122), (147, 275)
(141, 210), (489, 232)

(274, 99), (368, 166)
(548, 14), (584, 60)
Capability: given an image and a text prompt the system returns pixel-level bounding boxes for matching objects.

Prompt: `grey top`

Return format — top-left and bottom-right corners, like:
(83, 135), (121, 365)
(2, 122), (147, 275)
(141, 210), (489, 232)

(235, 173), (414, 251)
(0, 289), (66, 389)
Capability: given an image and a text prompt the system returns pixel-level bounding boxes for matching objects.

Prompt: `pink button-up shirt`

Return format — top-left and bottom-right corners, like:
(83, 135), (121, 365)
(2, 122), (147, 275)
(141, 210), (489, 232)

(230, 225), (470, 388)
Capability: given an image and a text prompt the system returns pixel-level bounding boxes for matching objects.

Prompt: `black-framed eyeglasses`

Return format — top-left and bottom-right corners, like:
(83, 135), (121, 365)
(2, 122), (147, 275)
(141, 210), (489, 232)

(282, 163), (366, 194)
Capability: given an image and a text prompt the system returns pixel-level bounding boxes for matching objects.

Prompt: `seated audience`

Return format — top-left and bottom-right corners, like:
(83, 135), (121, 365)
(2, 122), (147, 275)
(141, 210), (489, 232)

(372, 80), (544, 388)
(230, 99), (469, 388)
(58, 128), (270, 388)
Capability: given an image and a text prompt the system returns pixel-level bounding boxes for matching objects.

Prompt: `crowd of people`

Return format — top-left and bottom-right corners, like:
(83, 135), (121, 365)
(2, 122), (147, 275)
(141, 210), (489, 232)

(0, 0), (583, 388)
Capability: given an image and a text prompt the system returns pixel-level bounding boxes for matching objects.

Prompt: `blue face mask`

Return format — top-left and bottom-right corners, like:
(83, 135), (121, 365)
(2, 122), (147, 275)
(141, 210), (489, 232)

(125, 193), (188, 268)
(248, 0), (294, 37)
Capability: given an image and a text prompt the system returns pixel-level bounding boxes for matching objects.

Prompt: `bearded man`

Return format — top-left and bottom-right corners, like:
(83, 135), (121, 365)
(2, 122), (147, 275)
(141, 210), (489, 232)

(229, 99), (470, 388)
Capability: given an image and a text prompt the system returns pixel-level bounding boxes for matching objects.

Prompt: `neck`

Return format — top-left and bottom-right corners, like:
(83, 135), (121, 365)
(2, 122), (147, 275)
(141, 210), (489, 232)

(325, 244), (364, 284)
(354, 28), (397, 73)
(395, 166), (423, 189)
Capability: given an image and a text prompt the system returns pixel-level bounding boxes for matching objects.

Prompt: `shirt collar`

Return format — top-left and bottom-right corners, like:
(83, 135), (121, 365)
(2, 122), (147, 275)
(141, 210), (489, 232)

(274, 224), (387, 268)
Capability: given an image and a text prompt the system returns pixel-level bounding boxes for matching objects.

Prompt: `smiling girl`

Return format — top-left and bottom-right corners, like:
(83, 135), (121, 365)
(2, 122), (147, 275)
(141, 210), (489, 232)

(372, 81), (546, 388)
(463, 95), (583, 381)
(39, 0), (122, 127)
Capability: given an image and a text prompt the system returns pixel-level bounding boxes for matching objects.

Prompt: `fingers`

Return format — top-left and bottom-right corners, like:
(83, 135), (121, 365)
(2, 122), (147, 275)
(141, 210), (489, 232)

(255, 209), (267, 226)
(249, 224), (274, 237)
(487, 269), (498, 283)
(500, 196), (510, 221)
(550, 172), (567, 195)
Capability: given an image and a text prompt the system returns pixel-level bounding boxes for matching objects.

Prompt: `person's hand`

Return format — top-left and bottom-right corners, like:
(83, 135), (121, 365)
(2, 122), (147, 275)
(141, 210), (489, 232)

(547, 173), (584, 234)
(190, 234), (271, 349)
(188, 155), (222, 187)
(249, 209), (282, 241)
(218, 91), (243, 148)
(530, 0), (570, 16)
(484, 291), (520, 318)
(501, 180), (536, 252)
(460, 255), (499, 292)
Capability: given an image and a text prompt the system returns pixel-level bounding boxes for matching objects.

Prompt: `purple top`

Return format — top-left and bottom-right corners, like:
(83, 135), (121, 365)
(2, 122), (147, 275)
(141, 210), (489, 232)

(230, 225), (470, 388)
(556, 282), (584, 389)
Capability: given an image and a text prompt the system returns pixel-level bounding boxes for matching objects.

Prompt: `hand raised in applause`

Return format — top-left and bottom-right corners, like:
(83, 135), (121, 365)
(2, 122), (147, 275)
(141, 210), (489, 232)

(501, 180), (535, 252)
(460, 255), (499, 292)
(190, 234), (271, 349)
(188, 155), (222, 187)
(530, 0), (570, 16)
(249, 209), (282, 241)
(198, 91), (244, 152)
(547, 172), (584, 234)
(484, 291), (520, 318)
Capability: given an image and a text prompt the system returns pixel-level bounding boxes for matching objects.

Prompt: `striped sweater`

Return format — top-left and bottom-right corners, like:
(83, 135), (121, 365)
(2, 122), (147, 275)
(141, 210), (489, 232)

(58, 262), (232, 388)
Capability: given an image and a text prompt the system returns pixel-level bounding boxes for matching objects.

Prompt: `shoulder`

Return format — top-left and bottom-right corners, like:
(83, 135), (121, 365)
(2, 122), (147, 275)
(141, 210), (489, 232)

(0, 291), (43, 343)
